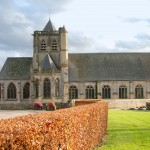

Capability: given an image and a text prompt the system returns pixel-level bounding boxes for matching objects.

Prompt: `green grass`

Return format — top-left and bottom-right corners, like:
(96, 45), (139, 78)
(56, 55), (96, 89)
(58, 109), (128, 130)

(97, 110), (150, 150)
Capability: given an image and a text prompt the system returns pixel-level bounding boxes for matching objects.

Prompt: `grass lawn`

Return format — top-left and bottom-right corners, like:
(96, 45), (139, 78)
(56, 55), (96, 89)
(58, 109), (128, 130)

(97, 109), (150, 150)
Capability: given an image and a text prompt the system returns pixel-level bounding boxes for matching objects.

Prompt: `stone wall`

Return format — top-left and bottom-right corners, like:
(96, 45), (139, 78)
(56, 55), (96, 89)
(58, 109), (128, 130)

(0, 102), (33, 110)
(106, 99), (150, 109)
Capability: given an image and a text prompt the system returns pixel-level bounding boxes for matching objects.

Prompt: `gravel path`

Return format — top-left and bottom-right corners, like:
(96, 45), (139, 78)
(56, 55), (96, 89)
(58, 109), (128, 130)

(0, 110), (46, 120)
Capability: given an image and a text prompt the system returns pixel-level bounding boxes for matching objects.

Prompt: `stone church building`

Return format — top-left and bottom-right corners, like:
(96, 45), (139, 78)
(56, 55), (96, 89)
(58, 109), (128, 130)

(1, 19), (150, 103)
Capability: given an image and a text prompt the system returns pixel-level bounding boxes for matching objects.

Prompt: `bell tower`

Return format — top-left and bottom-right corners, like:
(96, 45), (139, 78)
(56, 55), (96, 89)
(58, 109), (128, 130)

(32, 19), (68, 102)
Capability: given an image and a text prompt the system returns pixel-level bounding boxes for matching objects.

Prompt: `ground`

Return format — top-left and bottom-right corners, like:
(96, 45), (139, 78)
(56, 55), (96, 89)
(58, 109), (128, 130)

(0, 110), (45, 119)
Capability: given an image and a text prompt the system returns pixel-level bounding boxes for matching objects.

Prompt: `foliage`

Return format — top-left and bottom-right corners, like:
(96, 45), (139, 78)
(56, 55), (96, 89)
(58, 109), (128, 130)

(0, 101), (108, 150)
(75, 100), (101, 106)
(46, 102), (56, 111)
(33, 102), (43, 110)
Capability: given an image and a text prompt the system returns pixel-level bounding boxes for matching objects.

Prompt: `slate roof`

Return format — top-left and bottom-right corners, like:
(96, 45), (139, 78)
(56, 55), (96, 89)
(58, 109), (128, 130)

(40, 53), (58, 70)
(68, 53), (150, 82)
(0, 57), (32, 80)
(1, 53), (150, 81)
(43, 19), (56, 31)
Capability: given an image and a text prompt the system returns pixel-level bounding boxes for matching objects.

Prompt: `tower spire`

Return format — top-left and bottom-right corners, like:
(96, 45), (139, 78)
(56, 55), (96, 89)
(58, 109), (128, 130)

(43, 18), (56, 31)
(49, 13), (50, 21)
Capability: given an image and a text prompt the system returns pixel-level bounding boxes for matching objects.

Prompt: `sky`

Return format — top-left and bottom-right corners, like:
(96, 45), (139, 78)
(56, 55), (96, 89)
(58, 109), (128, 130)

(0, 0), (150, 69)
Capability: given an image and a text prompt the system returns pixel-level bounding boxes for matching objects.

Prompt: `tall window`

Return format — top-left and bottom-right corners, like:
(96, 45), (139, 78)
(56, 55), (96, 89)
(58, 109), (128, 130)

(86, 85), (95, 99)
(23, 82), (30, 99)
(43, 78), (51, 98)
(102, 85), (111, 99)
(55, 78), (60, 98)
(135, 84), (144, 99)
(7, 83), (16, 99)
(69, 85), (78, 99)
(119, 85), (127, 99)
(35, 79), (39, 98)
(51, 40), (57, 51)
(41, 40), (46, 50)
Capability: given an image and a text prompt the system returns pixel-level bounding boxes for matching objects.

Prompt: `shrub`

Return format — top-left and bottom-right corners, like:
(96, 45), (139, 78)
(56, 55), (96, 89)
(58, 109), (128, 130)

(33, 102), (43, 110)
(46, 102), (56, 111)
(146, 102), (150, 110)
(0, 101), (108, 150)
(75, 99), (101, 106)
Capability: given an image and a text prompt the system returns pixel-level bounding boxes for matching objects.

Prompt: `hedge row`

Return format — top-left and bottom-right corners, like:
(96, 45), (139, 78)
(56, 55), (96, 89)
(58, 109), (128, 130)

(75, 99), (101, 106)
(0, 101), (108, 150)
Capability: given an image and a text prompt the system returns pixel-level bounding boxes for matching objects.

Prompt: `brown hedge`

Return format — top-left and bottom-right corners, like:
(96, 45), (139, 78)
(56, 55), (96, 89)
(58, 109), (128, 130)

(75, 99), (101, 106)
(0, 101), (108, 150)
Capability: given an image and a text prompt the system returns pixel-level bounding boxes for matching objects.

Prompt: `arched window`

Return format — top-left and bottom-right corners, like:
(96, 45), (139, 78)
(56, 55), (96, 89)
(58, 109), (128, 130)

(119, 85), (127, 99)
(69, 85), (78, 99)
(41, 40), (46, 50)
(135, 84), (144, 99)
(102, 85), (111, 99)
(23, 82), (30, 99)
(7, 83), (16, 99)
(51, 40), (57, 51)
(35, 79), (39, 98)
(86, 85), (95, 99)
(43, 78), (51, 98)
(55, 78), (60, 98)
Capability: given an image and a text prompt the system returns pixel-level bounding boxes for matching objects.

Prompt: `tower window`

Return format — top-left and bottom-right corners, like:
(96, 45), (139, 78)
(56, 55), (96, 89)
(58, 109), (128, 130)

(55, 78), (60, 98)
(51, 40), (57, 51)
(35, 79), (39, 98)
(43, 78), (51, 98)
(41, 40), (46, 50)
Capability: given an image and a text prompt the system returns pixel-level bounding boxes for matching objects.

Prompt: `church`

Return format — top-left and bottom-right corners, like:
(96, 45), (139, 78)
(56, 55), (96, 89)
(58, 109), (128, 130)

(1, 19), (150, 103)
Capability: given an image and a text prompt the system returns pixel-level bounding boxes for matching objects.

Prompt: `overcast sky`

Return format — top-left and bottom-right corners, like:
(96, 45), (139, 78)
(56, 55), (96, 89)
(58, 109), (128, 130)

(0, 0), (150, 69)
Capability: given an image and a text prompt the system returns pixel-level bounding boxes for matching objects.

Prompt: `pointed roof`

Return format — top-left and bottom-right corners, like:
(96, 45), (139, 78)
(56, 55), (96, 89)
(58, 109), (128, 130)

(43, 19), (56, 31)
(40, 53), (58, 70)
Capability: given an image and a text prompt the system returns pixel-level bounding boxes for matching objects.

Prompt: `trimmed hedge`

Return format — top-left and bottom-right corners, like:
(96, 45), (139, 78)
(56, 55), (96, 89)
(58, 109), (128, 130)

(0, 101), (108, 150)
(75, 99), (101, 106)
(46, 102), (56, 111)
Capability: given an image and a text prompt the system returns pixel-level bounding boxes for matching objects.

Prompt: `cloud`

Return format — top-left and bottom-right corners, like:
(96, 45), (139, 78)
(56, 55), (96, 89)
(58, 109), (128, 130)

(135, 33), (150, 41)
(121, 17), (150, 24)
(69, 32), (95, 53)
(115, 34), (150, 51)
(122, 17), (142, 23)
(0, 0), (73, 69)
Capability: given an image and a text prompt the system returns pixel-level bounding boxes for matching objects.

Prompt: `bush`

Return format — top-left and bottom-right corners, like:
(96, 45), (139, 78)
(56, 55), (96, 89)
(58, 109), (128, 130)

(33, 102), (43, 110)
(46, 102), (56, 111)
(75, 99), (101, 106)
(146, 102), (150, 110)
(0, 101), (108, 150)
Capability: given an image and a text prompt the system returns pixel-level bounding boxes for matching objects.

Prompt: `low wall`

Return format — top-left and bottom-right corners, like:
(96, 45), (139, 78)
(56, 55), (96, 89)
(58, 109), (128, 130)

(0, 102), (68, 110)
(0, 102), (33, 110)
(107, 99), (150, 109)
(0, 101), (108, 150)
